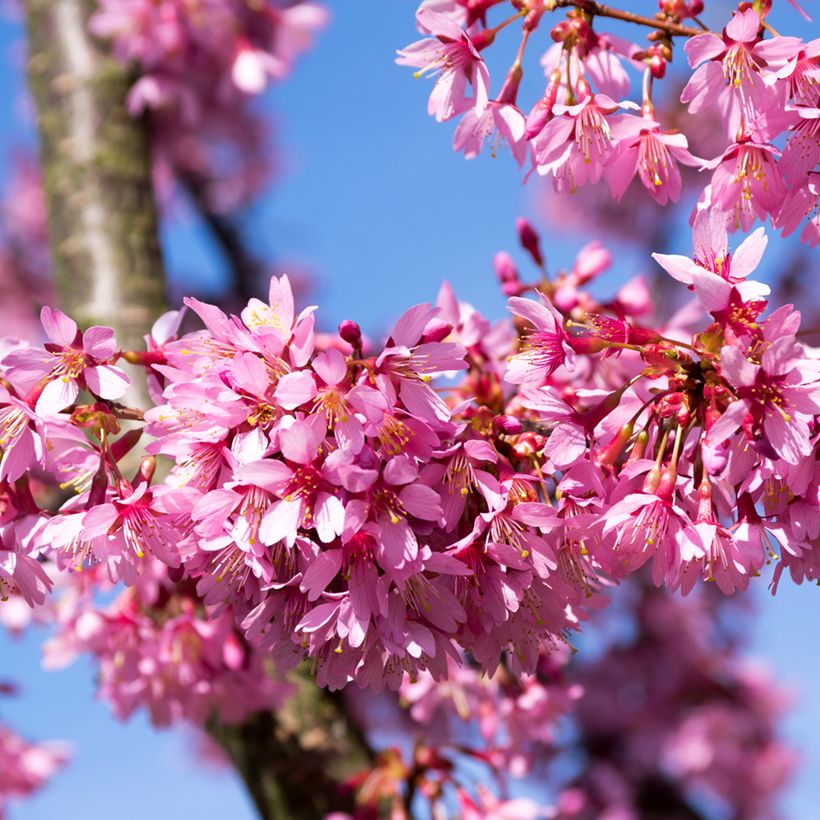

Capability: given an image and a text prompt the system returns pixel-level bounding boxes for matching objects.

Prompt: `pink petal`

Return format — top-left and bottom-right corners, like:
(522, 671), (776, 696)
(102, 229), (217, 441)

(300, 550), (343, 601)
(295, 602), (340, 633)
(259, 498), (302, 546)
(652, 253), (697, 285)
(731, 227), (767, 279)
(313, 348), (347, 386)
(274, 370), (317, 410)
(314, 492), (345, 544)
(40, 307), (77, 347)
(36, 377), (79, 416)
(234, 460), (293, 489)
(84, 365), (129, 400)
(391, 303), (437, 347)
(82, 326), (117, 359)
(279, 418), (321, 464)
(399, 484), (442, 521)
(725, 8), (760, 43)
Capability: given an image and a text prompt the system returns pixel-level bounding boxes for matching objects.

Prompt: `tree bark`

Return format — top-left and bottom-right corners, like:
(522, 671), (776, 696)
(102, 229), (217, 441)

(208, 669), (374, 820)
(23, 0), (167, 351)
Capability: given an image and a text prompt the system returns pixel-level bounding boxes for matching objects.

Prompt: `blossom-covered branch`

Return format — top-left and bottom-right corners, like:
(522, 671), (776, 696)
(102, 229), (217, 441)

(399, 0), (819, 245)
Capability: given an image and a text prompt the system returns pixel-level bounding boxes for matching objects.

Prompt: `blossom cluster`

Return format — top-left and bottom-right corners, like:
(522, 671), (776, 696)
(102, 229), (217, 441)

(0, 688), (67, 819)
(399, 1), (820, 245)
(0, 212), (816, 696)
(339, 584), (795, 819)
(38, 562), (290, 727)
(90, 0), (328, 209)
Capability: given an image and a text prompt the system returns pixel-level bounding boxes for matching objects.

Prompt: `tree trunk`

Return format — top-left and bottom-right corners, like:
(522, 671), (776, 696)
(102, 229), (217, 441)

(208, 670), (373, 819)
(23, 0), (167, 352)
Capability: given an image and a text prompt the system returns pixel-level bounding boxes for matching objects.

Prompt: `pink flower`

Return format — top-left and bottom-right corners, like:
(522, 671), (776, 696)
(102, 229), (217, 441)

(375, 303), (467, 423)
(397, 8), (490, 122)
(0, 518), (52, 607)
(0, 385), (46, 483)
(603, 475), (704, 587)
(703, 137), (786, 232)
(653, 210), (771, 305)
(3, 308), (128, 416)
(681, 9), (799, 133)
(505, 295), (575, 384)
(775, 172), (820, 247)
(453, 101), (529, 167)
(82, 482), (182, 583)
(532, 87), (637, 193)
(719, 339), (820, 465)
(606, 111), (701, 204)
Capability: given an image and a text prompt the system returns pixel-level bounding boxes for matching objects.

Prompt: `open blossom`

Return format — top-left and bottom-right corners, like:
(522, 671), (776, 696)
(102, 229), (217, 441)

(533, 88), (636, 192)
(453, 100), (529, 166)
(0, 384), (47, 483)
(81, 482), (183, 583)
(681, 9), (799, 132)
(2, 308), (128, 416)
(397, 8), (490, 122)
(604, 481), (705, 588)
(718, 339), (820, 465)
(653, 210), (771, 304)
(505, 295), (575, 384)
(775, 172), (820, 246)
(703, 136), (786, 232)
(605, 110), (701, 204)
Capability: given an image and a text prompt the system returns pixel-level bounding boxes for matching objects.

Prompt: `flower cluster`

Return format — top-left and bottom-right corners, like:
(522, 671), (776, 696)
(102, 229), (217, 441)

(399, 1), (820, 244)
(337, 583), (795, 819)
(0, 687), (67, 819)
(91, 0), (328, 209)
(43, 562), (290, 727)
(0, 214), (816, 695)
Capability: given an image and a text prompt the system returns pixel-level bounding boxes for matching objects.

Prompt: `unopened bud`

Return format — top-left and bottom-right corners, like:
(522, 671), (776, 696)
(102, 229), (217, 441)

(338, 320), (362, 348)
(516, 217), (544, 268)
(626, 430), (649, 465)
(421, 318), (453, 343)
(494, 251), (520, 285)
(138, 456), (156, 485)
(594, 423), (634, 470)
(493, 414), (523, 435)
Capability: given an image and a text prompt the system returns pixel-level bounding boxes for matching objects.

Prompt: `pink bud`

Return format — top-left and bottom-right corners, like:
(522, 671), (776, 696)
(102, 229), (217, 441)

(516, 217), (544, 268)
(339, 320), (362, 348)
(421, 318), (453, 343)
(573, 241), (611, 283)
(493, 415), (523, 435)
(494, 251), (519, 284)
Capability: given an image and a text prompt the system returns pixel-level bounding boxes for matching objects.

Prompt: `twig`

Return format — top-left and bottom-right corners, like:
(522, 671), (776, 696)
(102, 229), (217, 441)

(552, 0), (707, 37)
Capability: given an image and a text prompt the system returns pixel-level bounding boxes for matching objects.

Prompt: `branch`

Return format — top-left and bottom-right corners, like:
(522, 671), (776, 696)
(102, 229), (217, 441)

(552, 0), (707, 37)
(23, 0), (168, 352)
(208, 668), (376, 820)
(180, 171), (262, 305)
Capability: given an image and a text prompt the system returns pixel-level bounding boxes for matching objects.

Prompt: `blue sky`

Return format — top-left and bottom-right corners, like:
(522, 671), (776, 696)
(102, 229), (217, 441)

(2, 2), (820, 818)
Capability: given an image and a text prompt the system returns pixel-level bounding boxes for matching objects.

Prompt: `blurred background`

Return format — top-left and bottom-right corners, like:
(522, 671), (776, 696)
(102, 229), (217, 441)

(1, 1), (819, 817)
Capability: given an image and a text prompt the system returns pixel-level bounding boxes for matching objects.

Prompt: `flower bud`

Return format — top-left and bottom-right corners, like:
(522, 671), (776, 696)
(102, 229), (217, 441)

(516, 217), (544, 268)
(525, 71), (561, 139)
(421, 318), (453, 343)
(338, 320), (362, 348)
(493, 414), (523, 435)
(494, 252), (522, 296)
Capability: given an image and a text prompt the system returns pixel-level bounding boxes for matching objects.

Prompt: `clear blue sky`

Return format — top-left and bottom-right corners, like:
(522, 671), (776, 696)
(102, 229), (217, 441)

(1, 2), (819, 818)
